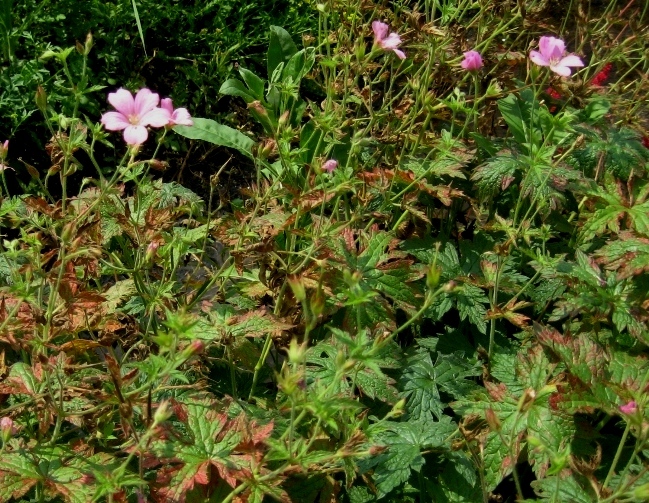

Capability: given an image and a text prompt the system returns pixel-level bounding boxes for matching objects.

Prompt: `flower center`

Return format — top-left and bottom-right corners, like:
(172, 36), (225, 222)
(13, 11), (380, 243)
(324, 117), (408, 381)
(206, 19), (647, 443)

(128, 114), (140, 125)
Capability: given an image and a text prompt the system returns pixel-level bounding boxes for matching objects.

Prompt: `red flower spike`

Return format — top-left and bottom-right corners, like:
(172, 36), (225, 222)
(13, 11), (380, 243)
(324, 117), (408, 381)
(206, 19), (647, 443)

(591, 63), (613, 87)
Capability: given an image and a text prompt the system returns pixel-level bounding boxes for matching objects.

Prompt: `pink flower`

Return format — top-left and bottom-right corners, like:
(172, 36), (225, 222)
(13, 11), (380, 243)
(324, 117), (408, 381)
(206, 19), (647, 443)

(101, 88), (171, 145)
(620, 401), (638, 414)
(160, 98), (193, 127)
(529, 36), (584, 77)
(372, 21), (406, 60)
(322, 159), (338, 173)
(0, 417), (17, 440)
(461, 50), (483, 71)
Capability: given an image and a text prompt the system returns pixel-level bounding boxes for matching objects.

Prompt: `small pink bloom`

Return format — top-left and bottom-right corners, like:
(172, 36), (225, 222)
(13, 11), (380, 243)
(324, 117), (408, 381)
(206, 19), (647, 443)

(101, 88), (171, 145)
(529, 36), (584, 77)
(0, 417), (17, 440)
(620, 401), (637, 414)
(372, 21), (406, 60)
(160, 98), (193, 127)
(461, 50), (483, 71)
(322, 159), (338, 173)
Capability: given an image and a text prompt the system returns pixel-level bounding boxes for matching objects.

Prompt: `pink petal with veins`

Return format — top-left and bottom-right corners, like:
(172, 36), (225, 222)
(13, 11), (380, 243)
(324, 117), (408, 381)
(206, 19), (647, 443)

(101, 111), (130, 131)
(140, 108), (171, 128)
(133, 88), (159, 117)
(123, 125), (148, 145)
(108, 89), (135, 116)
(372, 21), (389, 42)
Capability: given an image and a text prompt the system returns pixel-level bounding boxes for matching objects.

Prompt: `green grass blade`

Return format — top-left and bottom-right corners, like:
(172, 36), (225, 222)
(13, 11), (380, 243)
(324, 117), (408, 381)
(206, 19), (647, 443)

(130, 0), (147, 57)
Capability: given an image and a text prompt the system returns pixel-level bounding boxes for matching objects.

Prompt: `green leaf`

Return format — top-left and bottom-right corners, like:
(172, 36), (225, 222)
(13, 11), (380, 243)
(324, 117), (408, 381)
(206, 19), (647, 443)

(471, 154), (519, 197)
(152, 393), (250, 499)
(360, 416), (457, 498)
(355, 368), (399, 403)
(282, 47), (316, 82)
(267, 26), (298, 78)
(400, 346), (480, 421)
(0, 452), (40, 502)
(497, 91), (541, 149)
(532, 473), (597, 502)
(219, 78), (256, 103)
(238, 67), (266, 101)
(173, 118), (254, 158)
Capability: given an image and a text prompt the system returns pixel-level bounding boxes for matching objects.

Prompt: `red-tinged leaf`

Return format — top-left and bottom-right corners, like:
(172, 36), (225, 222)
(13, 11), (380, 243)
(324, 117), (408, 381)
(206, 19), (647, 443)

(152, 394), (247, 503)
(0, 453), (41, 502)
(295, 189), (336, 211)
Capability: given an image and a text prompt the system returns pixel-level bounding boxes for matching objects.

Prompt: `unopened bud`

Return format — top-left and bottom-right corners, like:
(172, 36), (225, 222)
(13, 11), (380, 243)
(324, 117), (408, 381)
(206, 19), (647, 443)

(75, 40), (85, 55)
(181, 340), (205, 360)
(145, 241), (160, 263)
(518, 388), (537, 412)
(288, 276), (306, 302)
(149, 159), (169, 171)
(310, 289), (325, 317)
(60, 221), (76, 244)
(153, 401), (173, 424)
(485, 408), (501, 432)
(0, 140), (8, 158)
(84, 32), (94, 55)
(257, 138), (277, 159)
(35, 86), (48, 113)
(278, 110), (290, 127)
(633, 483), (649, 500)
(287, 338), (307, 364)
(391, 398), (406, 417)
(427, 266), (441, 289)
(248, 100), (268, 118)
(443, 280), (457, 293)
(1, 417), (17, 442)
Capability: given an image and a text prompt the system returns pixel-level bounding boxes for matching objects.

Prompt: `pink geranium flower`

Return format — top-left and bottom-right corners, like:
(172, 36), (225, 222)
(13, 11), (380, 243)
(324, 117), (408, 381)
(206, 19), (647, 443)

(372, 21), (406, 60)
(101, 88), (171, 145)
(461, 50), (483, 71)
(160, 98), (193, 127)
(322, 159), (338, 173)
(620, 401), (638, 414)
(529, 36), (584, 77)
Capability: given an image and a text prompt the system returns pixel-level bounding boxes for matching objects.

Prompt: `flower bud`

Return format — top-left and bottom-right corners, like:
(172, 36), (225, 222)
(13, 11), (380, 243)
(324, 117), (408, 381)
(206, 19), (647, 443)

(35, 86), (48, 113)
(288, 276), (306, 302)
(180, 340), (205, 360)
(278, 110), (290, 127)
(485, 408), (501, 432)
(426, 266), (441, 289)
(153, 401), (173, 424)
(1, 417), (17, 442)
(287, 338), (307, 364)
(145, 241), (160, 263)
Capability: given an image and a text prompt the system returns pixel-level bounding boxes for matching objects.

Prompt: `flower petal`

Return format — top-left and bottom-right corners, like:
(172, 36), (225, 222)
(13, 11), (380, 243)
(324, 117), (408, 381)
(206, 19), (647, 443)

(550, 64), (572, 77)
(529, 50), (549, 67)
(160, 98), (174, 114)
(108, 89), (135, 116)
(140, 108), (172, 128)
(123, 125), (148, 145)
(393, 48), (406, 60)
(558, 54), (584, 68)
(133, 88), (160, 117)
(171, 108), (193, 126)
(539, 36), (564, 60)
(380, 33), (403, 50)
(372, 21), (389, 42)
(101, 111), (130, 131)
